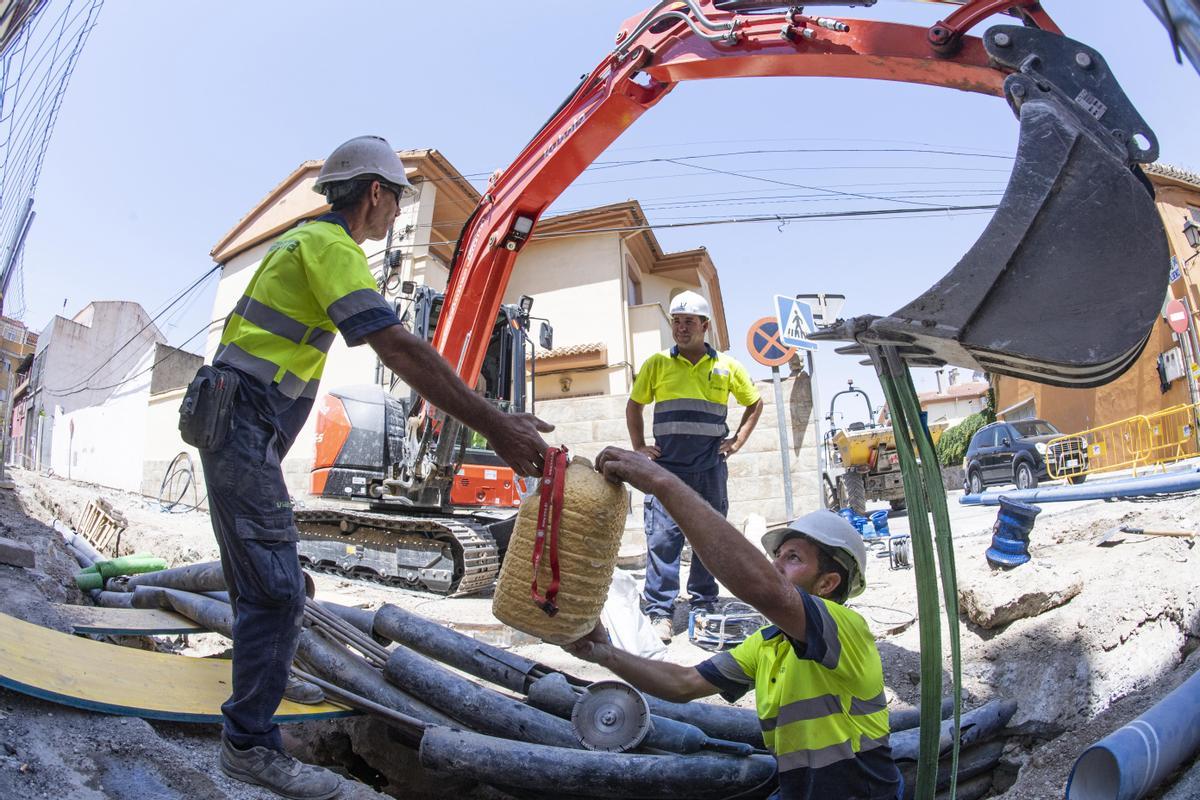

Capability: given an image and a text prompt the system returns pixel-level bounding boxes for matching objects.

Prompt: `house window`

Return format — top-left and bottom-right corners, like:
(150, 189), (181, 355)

(625, 259), (642, 306)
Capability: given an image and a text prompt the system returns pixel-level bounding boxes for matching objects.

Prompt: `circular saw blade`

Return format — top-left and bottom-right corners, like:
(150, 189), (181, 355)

(571, 680), (651, 752)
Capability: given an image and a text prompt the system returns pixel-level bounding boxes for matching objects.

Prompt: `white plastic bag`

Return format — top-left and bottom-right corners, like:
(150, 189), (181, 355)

(600, 569), (667, 660)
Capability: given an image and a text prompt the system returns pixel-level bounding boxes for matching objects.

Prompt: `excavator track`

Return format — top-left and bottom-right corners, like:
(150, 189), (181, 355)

(293, 508), (500, 596)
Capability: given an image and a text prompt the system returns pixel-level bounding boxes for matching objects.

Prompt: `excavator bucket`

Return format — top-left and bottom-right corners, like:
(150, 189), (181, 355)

(815, 26), (1170, 388)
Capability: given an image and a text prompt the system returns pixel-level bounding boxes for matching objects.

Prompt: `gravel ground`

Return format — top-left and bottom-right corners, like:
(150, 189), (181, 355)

(3, 467), (1199, 798)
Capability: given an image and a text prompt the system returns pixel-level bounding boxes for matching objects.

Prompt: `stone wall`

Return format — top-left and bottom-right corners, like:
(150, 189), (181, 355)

(530, 372), (821, 550)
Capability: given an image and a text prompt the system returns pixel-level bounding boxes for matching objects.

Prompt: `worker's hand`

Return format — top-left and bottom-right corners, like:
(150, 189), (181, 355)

(718, 437), (742, 458)
(595, 446), (665, 492)
(488, 413), (555, 477)
(563, 622), (612, 664)
(634, 445), (661, 460)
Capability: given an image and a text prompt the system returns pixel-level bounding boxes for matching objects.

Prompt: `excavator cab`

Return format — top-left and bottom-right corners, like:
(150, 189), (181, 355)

(310, 284), (534, 509)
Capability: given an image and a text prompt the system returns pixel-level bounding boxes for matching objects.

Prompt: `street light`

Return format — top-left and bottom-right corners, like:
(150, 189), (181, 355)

(1184, 217), (1200, 263)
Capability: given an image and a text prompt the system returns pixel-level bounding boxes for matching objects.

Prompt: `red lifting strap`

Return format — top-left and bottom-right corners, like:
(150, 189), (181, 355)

(531, 445), (569, 617)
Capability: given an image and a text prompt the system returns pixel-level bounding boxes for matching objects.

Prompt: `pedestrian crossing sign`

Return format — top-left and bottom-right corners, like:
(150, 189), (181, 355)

(774, 295), (817, 351)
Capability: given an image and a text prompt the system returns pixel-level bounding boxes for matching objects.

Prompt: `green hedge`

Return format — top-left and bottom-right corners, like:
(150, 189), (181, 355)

(936, 411), (990, 467)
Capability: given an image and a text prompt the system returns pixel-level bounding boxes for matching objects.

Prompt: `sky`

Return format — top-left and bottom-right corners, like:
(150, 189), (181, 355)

(13, 0), (1200, 427)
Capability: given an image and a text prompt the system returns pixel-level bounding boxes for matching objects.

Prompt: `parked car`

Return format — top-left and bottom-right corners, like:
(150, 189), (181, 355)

(962, 419), (1087, 493)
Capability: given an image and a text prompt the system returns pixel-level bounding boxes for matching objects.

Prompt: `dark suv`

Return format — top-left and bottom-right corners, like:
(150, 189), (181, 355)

(963, 419), (1085, 494)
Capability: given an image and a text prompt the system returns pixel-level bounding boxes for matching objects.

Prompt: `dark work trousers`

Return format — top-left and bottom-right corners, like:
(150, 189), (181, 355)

(642, 460), (728, 620)
(199, 399), (305, 753)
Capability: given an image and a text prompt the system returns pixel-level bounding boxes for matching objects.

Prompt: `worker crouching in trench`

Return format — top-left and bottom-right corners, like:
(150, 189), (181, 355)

(566, 446), (902, 800)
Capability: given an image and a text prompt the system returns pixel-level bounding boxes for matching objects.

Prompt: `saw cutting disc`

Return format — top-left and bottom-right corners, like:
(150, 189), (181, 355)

(570, 680), (651, 752)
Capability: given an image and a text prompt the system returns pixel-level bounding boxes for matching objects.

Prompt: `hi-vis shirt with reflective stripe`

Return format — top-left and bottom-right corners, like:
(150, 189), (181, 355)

(630, 345), (759, 473)
(695, 592), (899, 799)
(216, 219), (393, 400)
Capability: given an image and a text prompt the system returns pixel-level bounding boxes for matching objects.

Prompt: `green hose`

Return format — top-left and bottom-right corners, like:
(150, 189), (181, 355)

(869, 346), (962, 800)
(75, 554), (167, 589)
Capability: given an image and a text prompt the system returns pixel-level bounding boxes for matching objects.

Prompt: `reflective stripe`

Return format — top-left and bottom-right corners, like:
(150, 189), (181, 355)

(233, 295), (309, 344)
(215, 342), (278, 385)
(709, 652), (753, 686)
(811, 600), (841, 670)
(776, 739), (856, 772)
(859, 733), (890, 753)
(277, 371), (320, 400)
(656, 397), (728, 416)
(775, 694), (843, 727)
(653, 421), (728, 437)
(850, 691), (887, 716)
(760, 716), (777, 733)
(327, 287), (389, 325)
(304, 327), (336, 353)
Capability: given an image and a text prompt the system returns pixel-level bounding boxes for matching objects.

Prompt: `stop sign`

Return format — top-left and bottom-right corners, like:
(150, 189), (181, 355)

(1166, 299), (1189, 334)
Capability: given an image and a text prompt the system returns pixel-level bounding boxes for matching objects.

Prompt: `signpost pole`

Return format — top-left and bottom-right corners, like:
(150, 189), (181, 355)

(807, 350), (823, 508)
(772, 365), (795, 519)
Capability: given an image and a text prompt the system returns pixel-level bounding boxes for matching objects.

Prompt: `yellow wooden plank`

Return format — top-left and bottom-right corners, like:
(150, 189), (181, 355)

(54, 604), (207, 635)
(0, 610), (354, 723)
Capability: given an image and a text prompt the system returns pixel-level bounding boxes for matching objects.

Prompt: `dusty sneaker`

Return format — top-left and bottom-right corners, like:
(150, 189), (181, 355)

(284, 675), (325, 705)
(220, 735), (341, 800)
(652, 617), (673, 644)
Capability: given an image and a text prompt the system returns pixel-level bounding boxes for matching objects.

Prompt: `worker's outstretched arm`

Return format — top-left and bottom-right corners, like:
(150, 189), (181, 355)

(719, 398), (764, 458)
(625, 399), (659, 459)
(365, 324), (553, 476)
(595, 446), (810, 642)
(564, 622), (717, 702)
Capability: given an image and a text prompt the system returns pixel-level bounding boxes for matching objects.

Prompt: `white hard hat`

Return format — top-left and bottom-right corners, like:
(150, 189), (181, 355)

(314, 135), (413, 197)
(761, 510), (868, 598)
(669, 290), (711, 319)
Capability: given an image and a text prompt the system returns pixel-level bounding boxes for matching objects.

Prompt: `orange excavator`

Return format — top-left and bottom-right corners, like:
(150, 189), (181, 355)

(299, 0), (1169, 594)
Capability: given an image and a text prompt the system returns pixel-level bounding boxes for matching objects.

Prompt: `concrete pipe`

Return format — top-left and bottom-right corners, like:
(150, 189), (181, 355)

(1066, 667), (1200, 800)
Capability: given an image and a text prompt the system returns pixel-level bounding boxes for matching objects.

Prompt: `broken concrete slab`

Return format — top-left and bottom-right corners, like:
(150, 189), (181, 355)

(0, 536), (35, 568)
(957, 560), (1082, 629)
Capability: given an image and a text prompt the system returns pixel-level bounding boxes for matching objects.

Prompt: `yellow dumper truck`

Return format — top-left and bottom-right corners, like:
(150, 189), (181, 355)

(822, 381), (946, 516)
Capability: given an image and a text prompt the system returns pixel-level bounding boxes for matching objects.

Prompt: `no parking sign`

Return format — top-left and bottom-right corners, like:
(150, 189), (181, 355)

(746, 317), (796, 367)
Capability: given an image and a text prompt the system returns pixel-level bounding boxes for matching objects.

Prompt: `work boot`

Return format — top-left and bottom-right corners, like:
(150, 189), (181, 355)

(220, 735), (342, 800)
(284, 675), (325, 705)
(652, 617), (673, 644)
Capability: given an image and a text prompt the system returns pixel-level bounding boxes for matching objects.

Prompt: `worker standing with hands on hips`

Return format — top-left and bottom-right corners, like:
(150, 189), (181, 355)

(568, 447), (902, 800)
(182, 136), (552, 800)
(626, 290), (763, 642)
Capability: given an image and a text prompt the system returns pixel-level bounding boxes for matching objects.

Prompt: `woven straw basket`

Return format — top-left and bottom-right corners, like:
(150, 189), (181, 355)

(492, 456), (628, 645)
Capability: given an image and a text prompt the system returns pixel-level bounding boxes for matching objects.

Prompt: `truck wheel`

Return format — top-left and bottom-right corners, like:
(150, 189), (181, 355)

(1067, 474), (1087, 485)
(823, 475), (839, 511)
(840, 471), (867, 516)
(1015, 461), (1038, 490)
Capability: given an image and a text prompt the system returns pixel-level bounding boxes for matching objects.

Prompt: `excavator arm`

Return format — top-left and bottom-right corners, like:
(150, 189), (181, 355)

(405, 0), (1167, 501)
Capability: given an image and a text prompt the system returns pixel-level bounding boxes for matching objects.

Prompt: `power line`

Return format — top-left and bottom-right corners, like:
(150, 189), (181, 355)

(43, 263), (220, 393)
(52, 316), (220, 398)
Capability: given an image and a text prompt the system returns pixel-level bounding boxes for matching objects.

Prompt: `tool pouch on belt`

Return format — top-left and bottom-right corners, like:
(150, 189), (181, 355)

(178, 365), (240, 450)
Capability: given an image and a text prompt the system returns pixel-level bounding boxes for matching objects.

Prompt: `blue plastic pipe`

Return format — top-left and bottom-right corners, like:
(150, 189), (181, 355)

(1065, 667), (1200, 800)
(959, 467), (1200, 506)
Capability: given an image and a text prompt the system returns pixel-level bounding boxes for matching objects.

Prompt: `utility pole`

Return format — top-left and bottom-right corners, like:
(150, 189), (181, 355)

(0, 200), (34, 490)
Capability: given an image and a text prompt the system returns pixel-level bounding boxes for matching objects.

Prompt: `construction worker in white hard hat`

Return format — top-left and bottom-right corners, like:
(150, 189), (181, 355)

(626, 288), (764, 643)
(567, 452), (901, 800)
(190, 135), (552, 800)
